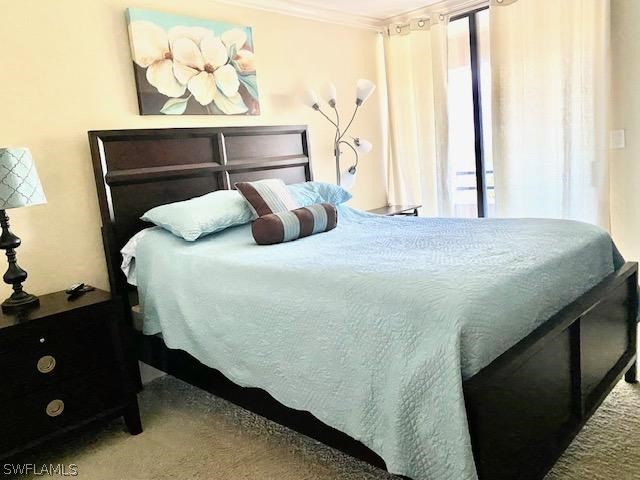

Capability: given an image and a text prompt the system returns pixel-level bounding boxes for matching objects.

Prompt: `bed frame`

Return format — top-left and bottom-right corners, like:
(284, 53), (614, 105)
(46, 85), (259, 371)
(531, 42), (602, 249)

(88, 126), (638, 480)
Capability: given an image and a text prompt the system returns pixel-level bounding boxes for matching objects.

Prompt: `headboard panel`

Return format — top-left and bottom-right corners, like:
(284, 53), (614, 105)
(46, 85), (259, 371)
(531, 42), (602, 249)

(89, 125), (312, 292)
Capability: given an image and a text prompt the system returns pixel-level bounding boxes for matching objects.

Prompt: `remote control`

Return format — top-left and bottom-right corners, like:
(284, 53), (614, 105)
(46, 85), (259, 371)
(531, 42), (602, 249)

(66, 283), (85, 295)
(66, 284), (96, 301)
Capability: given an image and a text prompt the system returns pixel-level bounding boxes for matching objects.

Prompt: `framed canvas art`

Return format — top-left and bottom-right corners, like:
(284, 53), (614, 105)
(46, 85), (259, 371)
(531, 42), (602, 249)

(126, 8), (260, 115)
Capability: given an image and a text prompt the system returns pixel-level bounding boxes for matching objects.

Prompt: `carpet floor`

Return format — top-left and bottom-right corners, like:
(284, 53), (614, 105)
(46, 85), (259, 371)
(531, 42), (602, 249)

(13, 375), (640, 480)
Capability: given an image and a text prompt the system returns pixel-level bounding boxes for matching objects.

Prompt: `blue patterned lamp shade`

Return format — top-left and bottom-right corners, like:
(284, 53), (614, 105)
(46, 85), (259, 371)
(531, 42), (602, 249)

(0, 148), (46, 210)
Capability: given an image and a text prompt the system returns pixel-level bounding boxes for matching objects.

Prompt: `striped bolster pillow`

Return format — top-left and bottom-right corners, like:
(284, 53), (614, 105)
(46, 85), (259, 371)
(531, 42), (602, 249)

(252, 203), (338, 245)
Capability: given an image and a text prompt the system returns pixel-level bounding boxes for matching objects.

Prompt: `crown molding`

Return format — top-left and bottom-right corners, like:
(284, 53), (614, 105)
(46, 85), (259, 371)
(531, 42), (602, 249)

(213, 0), (384, 31)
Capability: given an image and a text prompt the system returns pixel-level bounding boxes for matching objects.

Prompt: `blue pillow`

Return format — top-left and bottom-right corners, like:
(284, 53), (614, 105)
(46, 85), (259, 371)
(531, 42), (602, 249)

(287, 181), (352, 207)
(141, 189), (254, 241)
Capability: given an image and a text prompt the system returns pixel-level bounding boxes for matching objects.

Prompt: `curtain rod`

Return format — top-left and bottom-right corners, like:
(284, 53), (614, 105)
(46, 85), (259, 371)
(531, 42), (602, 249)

(384, 0), (489, 35)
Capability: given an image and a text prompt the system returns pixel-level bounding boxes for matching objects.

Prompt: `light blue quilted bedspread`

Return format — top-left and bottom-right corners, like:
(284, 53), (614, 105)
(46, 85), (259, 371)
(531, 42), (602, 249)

(133, 206), (620, 480)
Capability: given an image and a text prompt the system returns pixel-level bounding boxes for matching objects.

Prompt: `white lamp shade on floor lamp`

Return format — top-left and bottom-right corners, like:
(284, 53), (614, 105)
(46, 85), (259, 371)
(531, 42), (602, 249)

(303, 88), (320, 109)
(356, 79), (376, 105)
(324, 82), (337, 106)
(353, 138), (373, 154)
(340, 168), (357, 191)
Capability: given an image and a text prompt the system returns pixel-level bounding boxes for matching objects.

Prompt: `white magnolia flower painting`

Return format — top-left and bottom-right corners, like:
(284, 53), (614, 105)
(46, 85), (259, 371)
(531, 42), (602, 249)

(126, 8), (259, 115)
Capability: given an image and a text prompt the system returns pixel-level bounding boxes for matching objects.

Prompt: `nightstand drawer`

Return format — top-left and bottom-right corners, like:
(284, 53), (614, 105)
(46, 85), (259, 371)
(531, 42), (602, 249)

(0, 317), (116, 400)
(0, 301), (114, 355)
(0, 368), (123, 454)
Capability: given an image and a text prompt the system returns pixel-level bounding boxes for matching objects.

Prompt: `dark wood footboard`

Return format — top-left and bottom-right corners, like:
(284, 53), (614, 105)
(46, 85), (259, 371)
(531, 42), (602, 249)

(464, 261), (638, 480)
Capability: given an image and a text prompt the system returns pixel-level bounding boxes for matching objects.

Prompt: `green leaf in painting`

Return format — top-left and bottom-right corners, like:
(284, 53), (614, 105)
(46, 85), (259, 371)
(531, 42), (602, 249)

(212, 88), (249, 115)
(238, 74), (259, 100)
(160, 97), (189, 115)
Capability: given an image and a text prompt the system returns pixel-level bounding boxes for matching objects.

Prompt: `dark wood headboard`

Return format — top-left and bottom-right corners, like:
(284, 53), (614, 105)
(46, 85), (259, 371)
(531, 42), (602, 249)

(88, 125), (313, 292)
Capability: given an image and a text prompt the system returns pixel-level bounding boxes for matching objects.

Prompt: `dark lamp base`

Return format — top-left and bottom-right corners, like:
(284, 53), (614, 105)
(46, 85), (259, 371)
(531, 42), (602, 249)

(2, 291), (39, 314)
(0, 209), (39, 315)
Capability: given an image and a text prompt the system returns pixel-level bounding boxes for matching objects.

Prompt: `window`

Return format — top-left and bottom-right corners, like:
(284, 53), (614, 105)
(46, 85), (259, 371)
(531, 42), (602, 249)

(447, 8), (493, 218)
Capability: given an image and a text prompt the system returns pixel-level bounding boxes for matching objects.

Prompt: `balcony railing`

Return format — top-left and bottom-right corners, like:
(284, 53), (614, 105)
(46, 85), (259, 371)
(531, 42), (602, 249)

(455, 170), (494, 191)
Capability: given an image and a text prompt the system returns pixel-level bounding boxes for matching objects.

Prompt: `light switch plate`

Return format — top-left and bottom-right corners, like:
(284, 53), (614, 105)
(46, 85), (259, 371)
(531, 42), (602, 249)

(610, 129), (626, 149)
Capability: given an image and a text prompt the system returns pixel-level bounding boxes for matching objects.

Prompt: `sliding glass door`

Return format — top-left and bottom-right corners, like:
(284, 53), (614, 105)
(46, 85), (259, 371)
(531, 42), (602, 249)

(447, 8), (493, 218)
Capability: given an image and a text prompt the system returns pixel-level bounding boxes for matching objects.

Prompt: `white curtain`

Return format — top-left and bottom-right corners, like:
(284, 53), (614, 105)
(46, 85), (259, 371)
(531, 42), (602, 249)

(490, 0), (611, 228)
(384, 19), (455, 217)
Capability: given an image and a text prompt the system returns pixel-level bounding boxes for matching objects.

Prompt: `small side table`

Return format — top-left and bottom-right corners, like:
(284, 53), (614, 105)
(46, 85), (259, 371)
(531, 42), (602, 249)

(368, 204), (421, 217)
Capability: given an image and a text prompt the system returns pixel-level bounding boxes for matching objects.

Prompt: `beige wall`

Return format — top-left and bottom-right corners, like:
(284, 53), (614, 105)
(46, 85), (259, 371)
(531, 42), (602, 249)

(0, 0), (386, 296)
(611, 0), (640, 261)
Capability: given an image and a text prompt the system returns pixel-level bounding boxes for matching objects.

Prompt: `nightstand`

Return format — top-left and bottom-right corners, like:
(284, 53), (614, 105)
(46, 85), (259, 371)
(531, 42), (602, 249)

(368, 204), (421, 216)
(0, 289), (141, 460)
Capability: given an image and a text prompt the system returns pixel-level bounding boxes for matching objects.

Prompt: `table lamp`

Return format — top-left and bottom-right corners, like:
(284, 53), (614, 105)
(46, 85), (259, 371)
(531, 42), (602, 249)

(0, 148), (46, 313)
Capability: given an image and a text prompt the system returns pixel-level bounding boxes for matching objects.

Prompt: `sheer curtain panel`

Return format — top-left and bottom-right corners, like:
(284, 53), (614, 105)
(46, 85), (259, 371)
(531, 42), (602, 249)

(384, 18), (455, 216)
(490, 0), (611, 227)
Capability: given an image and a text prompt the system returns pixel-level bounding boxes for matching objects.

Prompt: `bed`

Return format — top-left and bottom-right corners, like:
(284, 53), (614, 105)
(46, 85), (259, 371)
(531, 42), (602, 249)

(89, 125), (638, 480)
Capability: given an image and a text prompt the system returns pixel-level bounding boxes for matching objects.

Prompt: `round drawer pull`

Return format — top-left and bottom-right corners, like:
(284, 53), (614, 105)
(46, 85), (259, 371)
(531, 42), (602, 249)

(46, 399), (64, 417)
(39, 337), (46, 344)
(37, 355), (56, 374)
